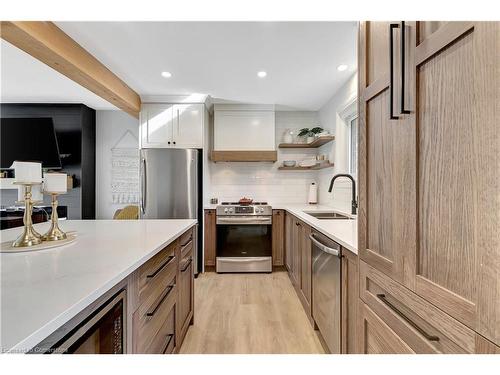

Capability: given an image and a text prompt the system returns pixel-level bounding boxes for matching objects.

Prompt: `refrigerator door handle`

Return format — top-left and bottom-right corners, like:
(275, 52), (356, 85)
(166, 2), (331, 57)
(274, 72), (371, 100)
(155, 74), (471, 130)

(141, 157), (147, 215)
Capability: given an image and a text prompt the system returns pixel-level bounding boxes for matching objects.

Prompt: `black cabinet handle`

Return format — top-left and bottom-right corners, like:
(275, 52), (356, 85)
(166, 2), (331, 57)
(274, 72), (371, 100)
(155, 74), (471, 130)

(146, 255), (175, 280)
(377, 294), (439, 341)
(400, 21), (411, 115)
(162, 334), (175, 354)
(180, 236), (193, 247)
(389, 23), (399, 120)
(146, 284), (175, 317)
(181, 258), (193, 272)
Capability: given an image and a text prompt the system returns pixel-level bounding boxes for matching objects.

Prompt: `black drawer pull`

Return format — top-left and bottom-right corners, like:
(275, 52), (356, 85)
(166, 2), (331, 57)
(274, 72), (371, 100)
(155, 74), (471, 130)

(389, 23), (399, 120)
(377, 294), (439, 342)
(146, 284), (175, 317)
(146, 255), (175, 280)
(162, 334), (175, 354)
(181, 258), (193, 273)
(180, 239), (193, 251)
(400, 21), (411, 115)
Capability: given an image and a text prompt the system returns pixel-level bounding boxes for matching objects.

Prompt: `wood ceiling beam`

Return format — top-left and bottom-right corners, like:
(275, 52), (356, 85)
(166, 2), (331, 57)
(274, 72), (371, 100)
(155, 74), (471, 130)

(0, 21), (141, 118)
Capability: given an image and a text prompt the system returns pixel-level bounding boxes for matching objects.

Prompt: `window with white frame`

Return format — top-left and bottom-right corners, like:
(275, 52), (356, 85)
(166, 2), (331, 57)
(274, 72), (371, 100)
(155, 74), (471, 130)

(339, 99), (358, 177)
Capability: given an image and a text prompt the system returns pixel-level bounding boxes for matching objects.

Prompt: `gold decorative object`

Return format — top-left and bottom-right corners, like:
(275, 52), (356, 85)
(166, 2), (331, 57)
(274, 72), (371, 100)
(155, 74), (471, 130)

(12, 182), (43, 248)
(42, 193), (67, 241)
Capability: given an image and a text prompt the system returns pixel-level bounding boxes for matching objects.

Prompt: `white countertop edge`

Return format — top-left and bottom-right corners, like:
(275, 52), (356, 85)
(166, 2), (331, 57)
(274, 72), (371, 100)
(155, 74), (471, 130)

(283, 207), (357, 254)
(5, 220), (197, 353)
(282, 205), (358, 255)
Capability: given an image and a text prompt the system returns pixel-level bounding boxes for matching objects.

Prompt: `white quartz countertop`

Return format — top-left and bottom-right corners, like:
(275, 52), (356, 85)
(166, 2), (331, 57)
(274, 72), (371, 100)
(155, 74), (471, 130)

(0, 219), (196, 353)
(275, 204), (357, 255)
(204, 203), (357, 255)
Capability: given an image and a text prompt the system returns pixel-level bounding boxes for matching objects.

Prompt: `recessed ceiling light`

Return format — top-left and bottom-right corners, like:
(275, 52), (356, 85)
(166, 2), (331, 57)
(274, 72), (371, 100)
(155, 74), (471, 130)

(337, 64), (348, 72)
(257, 71), (267, 78)
(161, 71), (172, 78)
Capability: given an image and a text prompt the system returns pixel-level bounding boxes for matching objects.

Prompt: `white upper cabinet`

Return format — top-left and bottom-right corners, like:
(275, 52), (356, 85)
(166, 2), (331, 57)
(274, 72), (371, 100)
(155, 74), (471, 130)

(172, 104), (204, 148)
(140, 103), (204, 149)
(140, 103), (174, 148)
(213, 104), (275, 151)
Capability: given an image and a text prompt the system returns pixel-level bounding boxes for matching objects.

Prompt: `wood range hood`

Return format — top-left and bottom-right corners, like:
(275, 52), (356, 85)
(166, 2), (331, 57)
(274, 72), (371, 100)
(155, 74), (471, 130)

(210, 150), (277, 162)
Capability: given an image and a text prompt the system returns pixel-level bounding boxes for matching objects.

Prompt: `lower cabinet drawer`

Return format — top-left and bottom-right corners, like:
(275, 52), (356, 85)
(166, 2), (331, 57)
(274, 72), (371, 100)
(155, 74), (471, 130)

(137, 242), (177, 307)
(177, 248), (194, 346)
(359, 301), (415, 354)
(133, 271), (177, 354)
(359, 261), (475, 353)
(179, 227), (194, 258)
(146, 303), (176, 354)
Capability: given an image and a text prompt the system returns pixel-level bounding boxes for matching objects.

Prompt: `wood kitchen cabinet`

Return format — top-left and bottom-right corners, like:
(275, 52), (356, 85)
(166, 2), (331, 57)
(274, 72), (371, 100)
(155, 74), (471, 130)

(285, 213), (312, 319)
(141, 103), (205, 148)
(272, 209), (285, 266)
(132, 226), (195, 354)
(284, 212), (294, 278)
(358, 260), (500, 354)
(204, 209), (216, 268)
(177, 228), (195, 346)
(285, 214), (301, 288)
(342, 249), (359, 354)
(358, 21), (500, 347)
(298, 220), (312, 316)
(132, 239), (178, 354)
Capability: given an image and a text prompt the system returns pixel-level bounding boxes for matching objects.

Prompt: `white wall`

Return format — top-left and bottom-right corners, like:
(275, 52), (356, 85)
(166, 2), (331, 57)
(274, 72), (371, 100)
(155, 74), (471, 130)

(96, 110), (139, 219)
(208, 111), (319, 205)
(317, 73), (358, 211)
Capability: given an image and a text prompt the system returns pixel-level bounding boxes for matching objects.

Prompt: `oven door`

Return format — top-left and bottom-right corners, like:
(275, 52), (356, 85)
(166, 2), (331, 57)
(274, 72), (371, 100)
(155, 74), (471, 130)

(216, 216), (272, 272)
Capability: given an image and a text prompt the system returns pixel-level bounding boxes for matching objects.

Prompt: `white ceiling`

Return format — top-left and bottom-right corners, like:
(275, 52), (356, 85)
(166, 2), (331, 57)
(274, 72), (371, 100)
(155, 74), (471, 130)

(1, 22), (357, 111)
(0, 40), (118, 110)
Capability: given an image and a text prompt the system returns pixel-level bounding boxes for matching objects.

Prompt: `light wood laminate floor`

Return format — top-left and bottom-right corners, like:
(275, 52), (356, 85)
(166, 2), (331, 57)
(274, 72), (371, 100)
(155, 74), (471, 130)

(179, 271), (325, 354)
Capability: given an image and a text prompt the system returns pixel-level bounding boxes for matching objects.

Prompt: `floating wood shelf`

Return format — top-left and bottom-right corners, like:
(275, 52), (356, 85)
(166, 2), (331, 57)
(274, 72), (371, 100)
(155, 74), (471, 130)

(278, 162), (334, 171)
(278, 135), (335, 149)
(210, 150), (278, 162)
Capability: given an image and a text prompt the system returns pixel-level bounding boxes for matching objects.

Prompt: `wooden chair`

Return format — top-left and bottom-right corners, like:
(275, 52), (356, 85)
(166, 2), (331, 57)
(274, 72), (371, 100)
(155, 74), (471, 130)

(113, 205), (139, 220)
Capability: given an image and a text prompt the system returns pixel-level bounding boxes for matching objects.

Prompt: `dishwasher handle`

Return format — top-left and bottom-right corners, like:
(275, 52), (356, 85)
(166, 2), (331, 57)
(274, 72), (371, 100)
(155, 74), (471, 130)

(309, 233), (341, 257)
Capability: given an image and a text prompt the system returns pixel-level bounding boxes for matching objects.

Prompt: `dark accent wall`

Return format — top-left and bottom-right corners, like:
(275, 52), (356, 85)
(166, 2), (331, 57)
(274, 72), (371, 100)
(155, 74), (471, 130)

(1, 104), (96, 219)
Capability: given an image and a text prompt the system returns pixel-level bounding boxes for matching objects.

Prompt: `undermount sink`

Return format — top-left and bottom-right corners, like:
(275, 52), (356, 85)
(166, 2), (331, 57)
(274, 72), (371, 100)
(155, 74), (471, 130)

(303, 211), (354, 220)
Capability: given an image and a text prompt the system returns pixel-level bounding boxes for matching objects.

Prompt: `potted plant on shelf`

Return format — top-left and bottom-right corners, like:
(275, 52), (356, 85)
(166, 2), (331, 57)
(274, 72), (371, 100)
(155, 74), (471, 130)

(298, 127), (324, 144)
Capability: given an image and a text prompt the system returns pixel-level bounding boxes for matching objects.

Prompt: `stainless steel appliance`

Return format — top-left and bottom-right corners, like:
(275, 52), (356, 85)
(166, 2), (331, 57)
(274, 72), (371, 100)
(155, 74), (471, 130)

(33, 289), (126, 354)
(216, 202), (272, 273)
(310, 229), (342, 353)
(140, 148), (201, 274)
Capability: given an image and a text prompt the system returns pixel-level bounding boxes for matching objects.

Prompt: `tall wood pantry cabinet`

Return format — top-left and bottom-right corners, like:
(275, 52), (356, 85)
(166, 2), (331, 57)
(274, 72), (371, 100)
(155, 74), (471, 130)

(358, 21), (499, 352)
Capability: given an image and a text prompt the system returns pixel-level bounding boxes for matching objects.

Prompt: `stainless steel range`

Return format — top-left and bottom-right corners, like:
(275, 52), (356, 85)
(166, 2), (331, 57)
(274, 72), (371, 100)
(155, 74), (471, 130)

(216, 202), (272, 273)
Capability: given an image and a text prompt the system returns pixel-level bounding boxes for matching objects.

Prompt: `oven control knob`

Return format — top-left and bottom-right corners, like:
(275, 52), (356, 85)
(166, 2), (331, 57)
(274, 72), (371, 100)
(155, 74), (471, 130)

(224, 208), (228, 213)
(229, 208), (234, 213)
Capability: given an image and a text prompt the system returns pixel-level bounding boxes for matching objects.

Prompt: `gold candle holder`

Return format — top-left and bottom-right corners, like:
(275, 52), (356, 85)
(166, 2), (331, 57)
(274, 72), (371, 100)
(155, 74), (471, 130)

(12, 182), (43, 248)
(42, 193), (67, 241)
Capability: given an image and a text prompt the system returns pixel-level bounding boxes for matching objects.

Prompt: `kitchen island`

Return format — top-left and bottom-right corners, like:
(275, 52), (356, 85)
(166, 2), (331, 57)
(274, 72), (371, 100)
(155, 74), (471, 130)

(0, 219), (196, 353)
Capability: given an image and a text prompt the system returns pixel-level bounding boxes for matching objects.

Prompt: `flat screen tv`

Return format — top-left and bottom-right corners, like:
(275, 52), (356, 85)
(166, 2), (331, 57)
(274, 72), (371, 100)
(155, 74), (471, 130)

(0, 117), (62, 169)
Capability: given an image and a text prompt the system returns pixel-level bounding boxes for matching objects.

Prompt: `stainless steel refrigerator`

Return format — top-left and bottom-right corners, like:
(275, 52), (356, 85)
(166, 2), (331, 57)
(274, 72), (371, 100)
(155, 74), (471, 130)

(140, 148), (201, 275)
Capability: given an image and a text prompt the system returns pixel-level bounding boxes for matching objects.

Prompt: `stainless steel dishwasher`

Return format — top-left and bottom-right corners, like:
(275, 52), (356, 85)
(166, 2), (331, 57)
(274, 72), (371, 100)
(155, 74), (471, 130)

(310, 229), (342, 353)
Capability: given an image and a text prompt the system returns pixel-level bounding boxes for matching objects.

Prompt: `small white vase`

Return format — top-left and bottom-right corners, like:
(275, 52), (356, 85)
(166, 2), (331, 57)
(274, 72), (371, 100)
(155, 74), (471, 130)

(306, 136), (315, 144)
